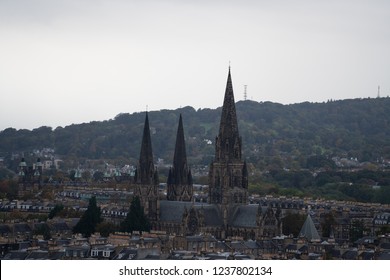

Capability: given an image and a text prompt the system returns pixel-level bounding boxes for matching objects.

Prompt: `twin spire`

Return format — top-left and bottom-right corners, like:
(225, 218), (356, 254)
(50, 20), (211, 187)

(137, 111), (193, 201)
(136, 112), (157, 185)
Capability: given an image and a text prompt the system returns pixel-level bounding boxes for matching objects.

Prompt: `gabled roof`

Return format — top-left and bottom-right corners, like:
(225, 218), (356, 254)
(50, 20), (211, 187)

(299, 214), (320, 242)
(0, 224), (11, 234)
(202, 205), (223, 226)
(159, 200), (193, 222)
(159, 200), (223, 226)
(342, 249), (358, 260)
(359, 250), (375, 260)
(48, 251), (66, 260)
(377, 251), (390, 260)
(26, 250), (49, 260)
(3, 251), (29, 260)
(13, 223), (32, 233)
(50, 222), (70, 231)
(114, 248), (138, 260)
(230, 205), (258, 228)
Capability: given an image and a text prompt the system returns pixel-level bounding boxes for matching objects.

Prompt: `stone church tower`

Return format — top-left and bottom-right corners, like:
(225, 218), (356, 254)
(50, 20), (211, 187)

(167, 114), (193, 201)
(208, 68), (249, 222)
(134, 112), (159, 221)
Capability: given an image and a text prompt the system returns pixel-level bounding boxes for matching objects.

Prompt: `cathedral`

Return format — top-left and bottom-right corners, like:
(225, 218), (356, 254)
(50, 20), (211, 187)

(135, 68), (281, 240)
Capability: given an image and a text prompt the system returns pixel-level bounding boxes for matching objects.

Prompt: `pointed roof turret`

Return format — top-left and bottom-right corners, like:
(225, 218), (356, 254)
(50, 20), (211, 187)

(137, 112), (155, 185)
(19, 158), (27, 168)
(299, 214), (321, 242)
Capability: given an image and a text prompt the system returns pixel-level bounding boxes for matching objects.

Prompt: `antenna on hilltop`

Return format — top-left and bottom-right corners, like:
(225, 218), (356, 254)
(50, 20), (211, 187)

(377, 85), (381, 98)
(244, 85), (247, 101)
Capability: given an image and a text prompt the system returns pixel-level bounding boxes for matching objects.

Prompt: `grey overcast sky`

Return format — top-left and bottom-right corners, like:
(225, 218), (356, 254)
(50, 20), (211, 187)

(1, 0), (389, 131)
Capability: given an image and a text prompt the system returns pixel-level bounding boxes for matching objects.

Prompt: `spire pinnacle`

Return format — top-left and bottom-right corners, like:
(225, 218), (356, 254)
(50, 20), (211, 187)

(173, 114), (188, 185)
(137, 112), (155, 185)
(216, 67), (240, 161)
(167, 114), (193, 201)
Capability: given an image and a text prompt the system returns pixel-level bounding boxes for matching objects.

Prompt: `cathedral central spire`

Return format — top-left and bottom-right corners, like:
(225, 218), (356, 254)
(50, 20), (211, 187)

(215, 67), (241, 162)
(209, 67), (247, 206)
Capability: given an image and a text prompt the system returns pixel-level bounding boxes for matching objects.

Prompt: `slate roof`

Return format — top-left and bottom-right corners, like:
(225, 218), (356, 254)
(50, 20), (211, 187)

(114, 248), (138, 260)
(0, 224), (11, 235)
(51, 222), (70, 231)
(257, 240), (279, 250)
(159, 201), (223, 226)
(380, 242), (390, 250)
(377, 251), (390, 260)
(342, 249), (358, 260)
(359, 250), (375, 260)
(13, 223), (32, 233)
(33, 222), (48, 231)
(26, 250), (49, 260)
(245, 240), (260, 249)
(230, 241), (247, 250)
(200, 205), (223, 226)
(230, 205), (258, 228)
(48, 251), (66, 260)
(159, 201), (265, 229)
(3, 251), (29, 260)
(159, 200), (193, 222)
(299, 215), (320, 241)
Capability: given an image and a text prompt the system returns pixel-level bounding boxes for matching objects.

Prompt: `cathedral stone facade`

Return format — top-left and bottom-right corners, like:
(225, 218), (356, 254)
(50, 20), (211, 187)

(134, 68), (281, 240)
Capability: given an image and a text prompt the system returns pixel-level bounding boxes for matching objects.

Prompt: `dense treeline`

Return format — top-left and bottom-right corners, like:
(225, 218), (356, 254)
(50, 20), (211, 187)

(1, 97), (390, 171)
(250, 169), (390, 204)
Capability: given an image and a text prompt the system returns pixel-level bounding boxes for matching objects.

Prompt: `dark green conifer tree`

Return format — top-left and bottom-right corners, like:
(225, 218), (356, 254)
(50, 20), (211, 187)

(120, 196), (151, 233)
(73, 196), (102, 237)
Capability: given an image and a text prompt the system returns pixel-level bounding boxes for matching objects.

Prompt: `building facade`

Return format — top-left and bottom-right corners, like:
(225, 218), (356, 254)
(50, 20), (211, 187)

(134, 68), (281, 240)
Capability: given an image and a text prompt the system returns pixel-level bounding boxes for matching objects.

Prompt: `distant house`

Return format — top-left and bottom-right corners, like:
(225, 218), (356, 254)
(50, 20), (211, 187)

(49, 221), (72, 238)
(25, 250), (49, 260)
(373, 212), (390, 231)
(2, 251), (29, 260)
(90, 244), (116, 259)
(0, 225), (11, 239)
(13, 223), (32, 240)
(64, 244), (90, 259)
(114, 248), (138, 260)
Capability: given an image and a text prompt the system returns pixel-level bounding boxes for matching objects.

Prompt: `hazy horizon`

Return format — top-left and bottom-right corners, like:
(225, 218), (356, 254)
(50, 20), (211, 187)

(1, 0), (389, 130)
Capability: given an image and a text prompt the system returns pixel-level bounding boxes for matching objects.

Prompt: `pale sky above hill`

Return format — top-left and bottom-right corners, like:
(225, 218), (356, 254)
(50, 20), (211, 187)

(1, 0), (389, 130)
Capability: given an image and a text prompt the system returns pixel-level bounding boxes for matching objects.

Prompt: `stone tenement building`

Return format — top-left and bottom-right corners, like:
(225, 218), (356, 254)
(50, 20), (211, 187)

(134, 68), (281, 240)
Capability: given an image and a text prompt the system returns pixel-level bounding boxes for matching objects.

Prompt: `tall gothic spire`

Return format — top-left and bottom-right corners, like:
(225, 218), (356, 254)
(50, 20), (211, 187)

(167, 114), (193, 201)
(219, 67), (239, 136)
(215, 67), (241, 161)
(137, 112), (155, 185)
(173, 114), (188, 185)
(209, 67), (247, 206)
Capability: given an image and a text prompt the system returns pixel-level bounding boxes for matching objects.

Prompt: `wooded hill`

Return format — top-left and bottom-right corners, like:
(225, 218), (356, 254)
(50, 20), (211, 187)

(1, 97), (389, 172)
